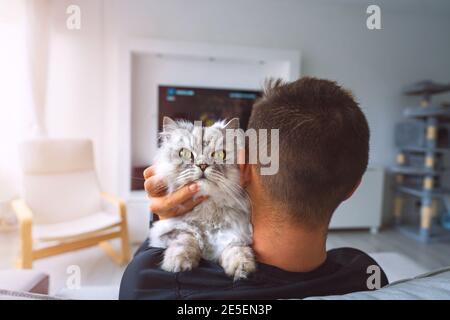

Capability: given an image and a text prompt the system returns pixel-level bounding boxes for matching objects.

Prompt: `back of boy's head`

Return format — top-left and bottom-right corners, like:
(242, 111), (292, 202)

(248, 77), (370, 228)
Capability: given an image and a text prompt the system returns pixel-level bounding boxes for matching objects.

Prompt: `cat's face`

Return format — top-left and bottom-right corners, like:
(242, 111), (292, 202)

(154, 117), (243, 200)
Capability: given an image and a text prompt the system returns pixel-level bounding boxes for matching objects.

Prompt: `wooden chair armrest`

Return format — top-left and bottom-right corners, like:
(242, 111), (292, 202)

(101, 193), (127, 220)
(11, 199), (33, 225)
(100, 193), (131, 264)
(12, 199), (34, 268)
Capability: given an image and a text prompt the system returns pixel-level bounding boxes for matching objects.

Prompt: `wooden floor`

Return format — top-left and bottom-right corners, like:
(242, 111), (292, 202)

(0, 231), (138, 294)
(1, 228), (450, 294)
(327, 229), (450, 271)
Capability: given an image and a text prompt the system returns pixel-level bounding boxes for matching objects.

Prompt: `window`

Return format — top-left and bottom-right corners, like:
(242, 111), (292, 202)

(0, 0), (30, 198)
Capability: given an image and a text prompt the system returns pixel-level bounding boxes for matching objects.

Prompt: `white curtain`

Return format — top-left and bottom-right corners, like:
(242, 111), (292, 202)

(25, 0), (50, 137)
(0, 0), (50, 228)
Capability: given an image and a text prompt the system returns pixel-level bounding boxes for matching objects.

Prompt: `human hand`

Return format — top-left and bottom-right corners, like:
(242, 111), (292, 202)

(143, 166), (207, 220)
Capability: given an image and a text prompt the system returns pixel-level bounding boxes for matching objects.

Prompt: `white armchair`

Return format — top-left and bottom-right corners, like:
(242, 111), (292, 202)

(12, 139), (130, 269)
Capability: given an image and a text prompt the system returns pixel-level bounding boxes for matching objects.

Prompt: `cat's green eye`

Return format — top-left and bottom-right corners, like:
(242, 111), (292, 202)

(212, 150), (226, 161)
(179, 148), (193, 162)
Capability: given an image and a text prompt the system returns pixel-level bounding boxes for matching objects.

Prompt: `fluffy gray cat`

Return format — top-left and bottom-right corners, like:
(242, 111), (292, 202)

(149, 117), (255, 280)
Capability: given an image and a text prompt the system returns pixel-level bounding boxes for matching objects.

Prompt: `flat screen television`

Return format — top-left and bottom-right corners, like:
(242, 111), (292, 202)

(158, 85), (261, 131)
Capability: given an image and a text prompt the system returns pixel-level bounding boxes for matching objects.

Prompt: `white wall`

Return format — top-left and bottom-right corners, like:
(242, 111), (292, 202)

(45, 0), (105, 179)
(44, 0), (450, 194)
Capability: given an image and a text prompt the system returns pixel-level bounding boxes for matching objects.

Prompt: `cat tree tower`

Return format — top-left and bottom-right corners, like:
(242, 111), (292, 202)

(391, 80), (450, 242)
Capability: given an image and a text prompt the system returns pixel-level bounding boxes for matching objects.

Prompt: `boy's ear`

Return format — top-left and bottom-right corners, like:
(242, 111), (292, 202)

(239, 163), (252, 187)
(343, 178), (362, 201)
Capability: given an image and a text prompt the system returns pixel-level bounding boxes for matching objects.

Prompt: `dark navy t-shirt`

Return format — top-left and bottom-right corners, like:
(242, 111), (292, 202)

(119, 241), (388, 300)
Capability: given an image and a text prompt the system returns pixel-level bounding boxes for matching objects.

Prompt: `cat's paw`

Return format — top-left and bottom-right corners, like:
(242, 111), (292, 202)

(161, 245), (200, 273)
(221, 246), (256, 280)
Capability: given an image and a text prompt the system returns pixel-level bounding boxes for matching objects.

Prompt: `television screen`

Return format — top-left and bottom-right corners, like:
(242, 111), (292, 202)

(158, 85), (261, 131)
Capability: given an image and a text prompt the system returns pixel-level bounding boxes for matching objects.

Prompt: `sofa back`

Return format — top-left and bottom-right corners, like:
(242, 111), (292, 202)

(306, 267), (450, 300)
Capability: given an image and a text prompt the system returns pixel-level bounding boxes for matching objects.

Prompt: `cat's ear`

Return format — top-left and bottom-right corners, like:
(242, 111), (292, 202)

(224, 118), (240, 130)
(162, 116), (178, 133)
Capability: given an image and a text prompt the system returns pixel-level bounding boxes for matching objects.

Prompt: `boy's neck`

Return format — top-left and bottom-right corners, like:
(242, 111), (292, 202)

(251, 204), (328, 273)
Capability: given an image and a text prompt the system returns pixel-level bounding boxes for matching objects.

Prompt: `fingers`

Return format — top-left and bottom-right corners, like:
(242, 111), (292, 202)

(144, 175), (168, 197)
(155, 195), (208, 220)
(149, 183), (200, 213)
(143, 166), (155, 179)
(143, 165), (169, 196)
(176, 196), (208, 215)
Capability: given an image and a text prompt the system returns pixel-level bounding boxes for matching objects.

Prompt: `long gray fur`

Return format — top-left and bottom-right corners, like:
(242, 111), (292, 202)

(149, 117), (255, 280)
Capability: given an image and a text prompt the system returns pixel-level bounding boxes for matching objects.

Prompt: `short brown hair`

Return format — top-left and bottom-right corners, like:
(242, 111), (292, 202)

(248, 77), (370, 227)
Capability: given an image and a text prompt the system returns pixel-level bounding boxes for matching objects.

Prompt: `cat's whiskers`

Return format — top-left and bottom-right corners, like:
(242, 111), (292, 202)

(173, 168), (197, 187)
(210, 171), (250, 205)
(174, 169), (193, 180)
(208, 169), (250, 213)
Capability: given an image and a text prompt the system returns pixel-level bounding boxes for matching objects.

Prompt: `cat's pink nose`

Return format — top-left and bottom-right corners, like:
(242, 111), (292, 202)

(197, 163), (209, 171)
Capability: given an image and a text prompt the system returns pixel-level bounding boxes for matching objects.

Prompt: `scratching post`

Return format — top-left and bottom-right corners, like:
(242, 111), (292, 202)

(391, 80), (450, 242)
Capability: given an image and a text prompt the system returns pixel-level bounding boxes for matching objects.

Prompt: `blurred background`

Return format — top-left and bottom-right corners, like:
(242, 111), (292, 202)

(1, 0), (450, 297)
